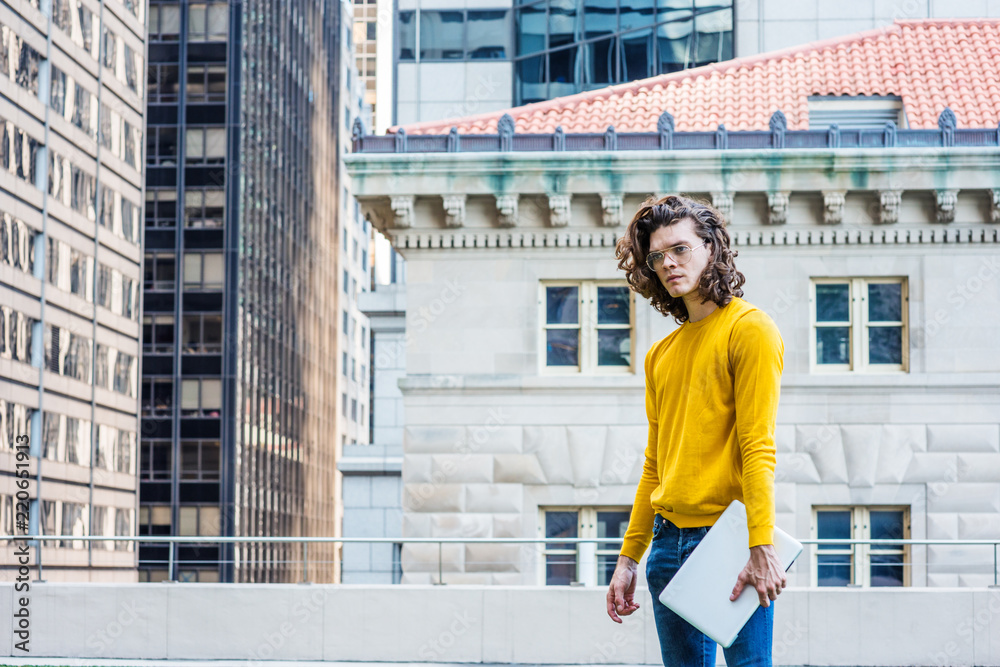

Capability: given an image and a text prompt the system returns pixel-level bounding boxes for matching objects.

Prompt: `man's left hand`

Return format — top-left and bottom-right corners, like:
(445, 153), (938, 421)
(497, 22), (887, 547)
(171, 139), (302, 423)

(730, 544), (786, 607)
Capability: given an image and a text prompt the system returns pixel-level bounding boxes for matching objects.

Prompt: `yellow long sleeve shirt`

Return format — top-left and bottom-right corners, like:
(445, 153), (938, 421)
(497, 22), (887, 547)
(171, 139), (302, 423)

(620, 296), (784, 563)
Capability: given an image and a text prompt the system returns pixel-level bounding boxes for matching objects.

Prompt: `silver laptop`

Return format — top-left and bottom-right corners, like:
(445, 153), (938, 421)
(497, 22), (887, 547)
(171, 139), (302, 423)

(656, 500), (802, 648)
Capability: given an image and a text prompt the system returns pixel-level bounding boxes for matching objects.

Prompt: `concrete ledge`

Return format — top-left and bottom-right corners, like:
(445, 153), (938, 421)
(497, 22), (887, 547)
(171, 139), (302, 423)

(2, 584), (998, 665)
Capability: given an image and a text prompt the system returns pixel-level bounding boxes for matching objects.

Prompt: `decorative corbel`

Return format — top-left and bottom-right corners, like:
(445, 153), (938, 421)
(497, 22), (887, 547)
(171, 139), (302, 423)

(822, 191), (846, 225)
(935, 189), (958, 224)
(878, 190), (902, 225)
(442, 194), (466, 228)
(710, 191), (733, 223)
(495, 194), (519, 227)
(767, 191), (789, 225)
(601, 194), (624, 227)
(991, 190), (1000, 223)
(389, 195), (415, 229)
(548, 194), (571, 227)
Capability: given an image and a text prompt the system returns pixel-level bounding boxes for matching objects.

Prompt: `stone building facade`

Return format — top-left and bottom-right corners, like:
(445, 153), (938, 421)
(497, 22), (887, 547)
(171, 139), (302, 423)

(346, 114), (1000, 587)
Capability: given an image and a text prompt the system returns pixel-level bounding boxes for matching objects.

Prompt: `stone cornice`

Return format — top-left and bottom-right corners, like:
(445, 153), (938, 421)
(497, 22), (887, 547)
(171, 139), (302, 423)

(386, 226), (1000, 250)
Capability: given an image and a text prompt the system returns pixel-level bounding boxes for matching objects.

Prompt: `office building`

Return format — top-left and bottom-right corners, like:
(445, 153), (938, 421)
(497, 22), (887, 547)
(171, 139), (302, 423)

(0, 0), (146, 580)
(139, 0), (350, 583)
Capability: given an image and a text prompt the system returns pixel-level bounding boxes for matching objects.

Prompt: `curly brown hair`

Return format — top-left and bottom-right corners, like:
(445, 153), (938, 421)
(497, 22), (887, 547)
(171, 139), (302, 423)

(615, 194), (745, 324)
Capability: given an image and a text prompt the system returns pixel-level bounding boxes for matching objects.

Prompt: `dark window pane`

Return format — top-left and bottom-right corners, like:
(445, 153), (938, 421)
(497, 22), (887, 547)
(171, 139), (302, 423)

(597, 510), (630, 550)
(398, 11), (416, 60)
(545, 556), (576, 585)
(420, 11), (464, 60)
(870, 554), (904, 587)
(598, 329), (630, 366)
(548, 45), (578, 92)
(816, 510), (851, 550)
(548, 0), (580, 49)
(656, 15), (693, 72)
(621, 27), (653, 81)
(869, 511), (905, 542)
(598, 554), (618, 585)
(545, 510), (578, 548)
(546, 329), (579, 366)
(584, 36), (616, 84)
(868, 283), (902, 322)
(467, 10), (510, 59)
(517, 55), (546, 103)
(817, 554), (851, 586)
(584, 0), (616, 38)
(180, 442), (199, 479)
(546, 286), (578, 324)
(868, 326), (902, 364)
(516, 3), (546, 55)
(620, 0), (655, 31)
(816, 283), (850, 322)
(817, 326), (850, 365)
(692, 7), (731, 65)
(598, 286), (630, 324)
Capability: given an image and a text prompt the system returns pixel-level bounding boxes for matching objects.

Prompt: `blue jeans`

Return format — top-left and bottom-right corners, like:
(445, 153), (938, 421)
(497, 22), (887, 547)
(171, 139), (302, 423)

(646, 514), (774, 667)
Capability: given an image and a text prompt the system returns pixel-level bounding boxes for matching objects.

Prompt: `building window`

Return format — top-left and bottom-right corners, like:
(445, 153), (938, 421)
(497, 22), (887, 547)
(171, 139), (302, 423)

(147, 126), (178, 166)
(540, 281), (633, 374)
(183, 252), (224, 290)
(148, 4), (181, 41)
(186, 64), (226, 103)
(178, 505), (221, 535)
(144, 252), (176, 290)
(512, 0), (732, 104)
(184, 188), (225, 227)
(180, 440), (220, 480)
(148, 64), (180, 102)
(188, 4), (228, 42)
(182, 314), (223, 353)
(185, 127), (226, 164)
(811, 278), (908, 372)
(142, 313), (175, 353)
(814, 506), (909, 587)
(138, 504), (172, 536)
(140, 441), (173, 481)
(0, 23), (42, 95)
(539, 507), (630, 586)
(145, 188), (178, 228)
(180, 378), (222, 417)
(141, 378), (173, 416)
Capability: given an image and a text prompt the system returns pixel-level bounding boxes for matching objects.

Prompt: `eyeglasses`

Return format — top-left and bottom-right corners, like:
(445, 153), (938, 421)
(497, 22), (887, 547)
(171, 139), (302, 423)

(645, 241), (708, 272)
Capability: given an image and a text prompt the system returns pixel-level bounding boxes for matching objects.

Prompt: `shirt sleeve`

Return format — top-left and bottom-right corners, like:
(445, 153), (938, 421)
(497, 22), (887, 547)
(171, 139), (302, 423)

(729, 310), (784, 548)
(620, 343), (661, 563)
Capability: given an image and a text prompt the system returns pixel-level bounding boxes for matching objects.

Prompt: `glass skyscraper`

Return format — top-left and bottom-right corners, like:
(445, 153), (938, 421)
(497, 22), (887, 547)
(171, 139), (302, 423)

(140, 0), (348, 583)
(1, 0), (145, 580)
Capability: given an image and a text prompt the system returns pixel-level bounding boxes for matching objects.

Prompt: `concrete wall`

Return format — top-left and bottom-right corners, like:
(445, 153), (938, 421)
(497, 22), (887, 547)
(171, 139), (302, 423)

(2, 584), (999, 665)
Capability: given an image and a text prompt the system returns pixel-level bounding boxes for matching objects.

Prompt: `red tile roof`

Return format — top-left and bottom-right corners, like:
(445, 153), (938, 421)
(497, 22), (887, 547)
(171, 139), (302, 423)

(393, 20), (1000, 135)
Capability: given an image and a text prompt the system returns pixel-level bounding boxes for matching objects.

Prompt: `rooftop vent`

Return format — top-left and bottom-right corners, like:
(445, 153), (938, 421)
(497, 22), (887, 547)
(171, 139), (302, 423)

(808, 95), (907, 129)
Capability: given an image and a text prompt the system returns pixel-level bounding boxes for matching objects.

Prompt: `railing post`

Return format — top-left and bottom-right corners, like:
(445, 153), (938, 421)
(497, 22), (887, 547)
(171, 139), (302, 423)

(438, 541), (443, 585)
(994, 543), (997, 587)
(303, 542), (309, 584)
(168, 540), (175, 581)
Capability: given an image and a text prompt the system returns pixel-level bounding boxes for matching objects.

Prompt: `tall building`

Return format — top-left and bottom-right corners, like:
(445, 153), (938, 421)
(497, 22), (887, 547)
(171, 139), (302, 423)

(139, 0), (347, 583)
(0, 0), (146, 580)
(350, 0), (393, 133)
(393, 1), (1000, 127)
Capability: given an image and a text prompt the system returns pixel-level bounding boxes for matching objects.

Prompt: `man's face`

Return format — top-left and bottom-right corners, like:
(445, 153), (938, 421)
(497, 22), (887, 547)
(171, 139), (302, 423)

(648, 217), (712, 300)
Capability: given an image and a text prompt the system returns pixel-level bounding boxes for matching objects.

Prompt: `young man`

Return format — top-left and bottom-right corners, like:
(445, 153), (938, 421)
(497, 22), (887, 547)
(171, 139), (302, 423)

(606, 195), (786, 667)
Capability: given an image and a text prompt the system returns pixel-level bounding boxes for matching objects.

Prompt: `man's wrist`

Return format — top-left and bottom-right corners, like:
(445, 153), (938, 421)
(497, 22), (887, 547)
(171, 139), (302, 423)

(617, 554), (638, 570)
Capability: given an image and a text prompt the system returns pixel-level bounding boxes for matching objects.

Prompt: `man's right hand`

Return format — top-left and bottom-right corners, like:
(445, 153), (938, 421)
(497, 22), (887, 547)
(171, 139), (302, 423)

(606, 554), (641, 623)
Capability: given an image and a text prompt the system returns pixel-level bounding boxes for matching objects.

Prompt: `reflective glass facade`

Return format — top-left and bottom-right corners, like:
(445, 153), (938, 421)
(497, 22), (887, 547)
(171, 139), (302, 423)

(514, 0), (733, 103)
(0, 0), (145, 581)
(141, 0), (344, 583)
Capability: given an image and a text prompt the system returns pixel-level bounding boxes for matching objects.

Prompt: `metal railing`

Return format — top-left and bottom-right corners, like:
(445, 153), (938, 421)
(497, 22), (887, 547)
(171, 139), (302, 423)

(3, 535), (999, 586)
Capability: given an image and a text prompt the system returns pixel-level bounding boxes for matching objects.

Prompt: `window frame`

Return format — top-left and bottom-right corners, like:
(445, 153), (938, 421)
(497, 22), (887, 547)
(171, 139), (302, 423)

(809, 277), (909, 373)
(537, 506), (632, 586)
(811, 505), (911, 587)
(538, 279), (635, 375)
